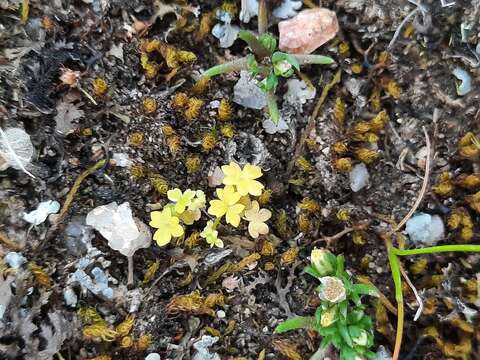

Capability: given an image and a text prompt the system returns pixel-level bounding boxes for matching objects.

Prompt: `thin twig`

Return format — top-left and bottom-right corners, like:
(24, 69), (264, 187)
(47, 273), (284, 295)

(393, 125), (432, 232)
(399, 266), (424, 320)
(287, 69), (341, 176)
(312, 222), (369, 247)
(387, 8), (419, 50)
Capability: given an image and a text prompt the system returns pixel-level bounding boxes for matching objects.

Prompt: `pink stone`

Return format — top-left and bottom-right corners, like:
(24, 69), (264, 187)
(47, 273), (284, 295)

(278, 8), (339, 54)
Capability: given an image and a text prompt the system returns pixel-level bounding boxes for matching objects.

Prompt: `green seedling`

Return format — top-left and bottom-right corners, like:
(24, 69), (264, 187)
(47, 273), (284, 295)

(275, 249), (377, 360)
(202, 31), (334, 124)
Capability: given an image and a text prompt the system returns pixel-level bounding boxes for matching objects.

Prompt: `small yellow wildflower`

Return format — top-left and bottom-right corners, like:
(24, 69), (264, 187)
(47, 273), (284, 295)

(208, 185), (245, 227)
(167, 188), (196, 214)
(221, 162), (264, 196)
(200, 220), (224, 248)
(149, 207), (184, 246)
(243, 201), (272, 238)
(178, 190), (206, 225)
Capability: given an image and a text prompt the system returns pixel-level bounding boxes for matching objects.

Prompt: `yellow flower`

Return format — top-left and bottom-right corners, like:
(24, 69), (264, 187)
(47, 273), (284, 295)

(167, 188), (196, 214)
(149, 207), (184, 246)
(188, 190), (206, 211)
(178, 190), (205, 225)
(208, 186), (245, 227)
(221, 162), (264, 196)
(200, 220), (224, 248)
(243, 201), (271, 238)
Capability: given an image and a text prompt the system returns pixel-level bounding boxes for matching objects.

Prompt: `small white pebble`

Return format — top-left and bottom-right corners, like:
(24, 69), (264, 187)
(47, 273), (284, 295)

(145, 353), (161, 360)
(216, 310), (226, 319)
(349, 163), (370, 192)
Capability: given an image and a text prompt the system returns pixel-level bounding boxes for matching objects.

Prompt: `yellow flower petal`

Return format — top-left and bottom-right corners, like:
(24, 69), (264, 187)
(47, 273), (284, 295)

(226, 203), (245, 227)
(170, 223), (184, 237)
(243, 164), (262, 179)
(208, 199), (227, 218)
(222, 162), (241, 178)
(248, 222), (269, 238)
(248, 180), (264, 196)
(167, 188), (182, 202)
(154, 229), (171, 246)
(257, 208), (272, 222)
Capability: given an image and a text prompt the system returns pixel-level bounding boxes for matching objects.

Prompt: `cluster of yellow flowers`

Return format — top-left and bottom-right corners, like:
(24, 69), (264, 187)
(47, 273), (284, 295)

(149, 189), (206, 246)
(149, 162), (272, 249)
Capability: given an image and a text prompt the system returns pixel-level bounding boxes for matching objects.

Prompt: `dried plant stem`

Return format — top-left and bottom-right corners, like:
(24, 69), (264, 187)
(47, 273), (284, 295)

(0, 231), (22, 250)
(312, 222), (368, 247)
(393, 126), (431, 232)
(54, 159), (107, 227)
(258, 0), (268, 35)
(127, 256), (134, 287)
(399, 266), (423, 320)
(287, 69), (342, 175)
(387, 8), (419, 50)
(77, 85), (97, 105)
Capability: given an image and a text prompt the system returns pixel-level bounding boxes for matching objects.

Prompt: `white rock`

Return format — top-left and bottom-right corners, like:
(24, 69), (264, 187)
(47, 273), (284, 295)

(233, 71), (267, 110)
(239, 0), (258, 23)
(212, 10), (240, 48)
(405, 213), (444, 246)
(273, 0), (302, 19)
(284, 79), (316, 106)
(23, 200), (60, 225)
(262, 116), (289, 134)
(192, 336), (221, 360)
(145, 354), (161, 360)
(452, 67), (472, 96)
(86, 202), (151, 257)
(376, 345), (392, 360)
(4, 252), (27, 269)
(63, 287), (78, 307)
(0, 127), (35, 177)
(349, 163), (369, 192)
(112, 153), (133, 167)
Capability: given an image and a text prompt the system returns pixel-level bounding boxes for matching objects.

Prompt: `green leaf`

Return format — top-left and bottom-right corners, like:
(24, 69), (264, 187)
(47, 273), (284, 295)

(348, 325), (362, 339)
(271, 52), (296, 77)
(275, 316), (316, 333)
(347, 309), (364, 323)
(304, 265), (321, 278)
(246, 54), (259, 77)
(335, 255), (345, 276)
(258, 33), (277, 53)
(331, 333), (343, 348)
(338, 301), (348, 320)
(258, 72), (278, 92)
(266, 90), (280, 125)
(353, 284), (378, 297)
(238, 30), (271, 59)
(315, 306), (322, 324)
(320, 335), (332, 349)
(337, 323), (353, 347)
(339, 346), (356, 360)
(319, 325), (338, 337)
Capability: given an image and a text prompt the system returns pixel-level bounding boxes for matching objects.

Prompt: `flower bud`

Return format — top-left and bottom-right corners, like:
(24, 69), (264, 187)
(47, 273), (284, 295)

(352, 330), (369, 346)
(318, 276), (346, 303)
(320, 306), (338, 327)
(311, 248), (334, 276)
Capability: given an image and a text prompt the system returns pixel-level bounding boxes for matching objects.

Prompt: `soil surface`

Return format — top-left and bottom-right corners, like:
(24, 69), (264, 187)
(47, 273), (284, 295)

(1, 0), (480, 359)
